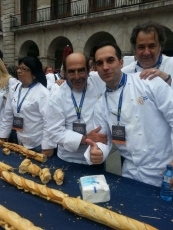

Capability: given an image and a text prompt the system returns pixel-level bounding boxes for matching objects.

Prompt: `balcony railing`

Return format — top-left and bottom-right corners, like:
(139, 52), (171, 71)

(10, 0), (159, 28)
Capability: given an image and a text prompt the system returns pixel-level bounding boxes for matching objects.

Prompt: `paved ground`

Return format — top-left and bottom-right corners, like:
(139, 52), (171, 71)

(105, 145), (122, 176)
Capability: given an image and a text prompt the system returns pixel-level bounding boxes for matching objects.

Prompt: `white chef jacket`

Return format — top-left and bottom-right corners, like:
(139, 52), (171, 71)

(0, 82), (49, 149)
(0, 77), (18, 121)
(46, 73), (61, 90)
(85, 72), (173, 187)
(42, 74), (105, 164)
(122, 54), (173, 88)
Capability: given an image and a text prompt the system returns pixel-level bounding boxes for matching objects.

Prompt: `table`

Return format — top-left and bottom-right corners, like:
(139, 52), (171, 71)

(0, 147), (172, 230)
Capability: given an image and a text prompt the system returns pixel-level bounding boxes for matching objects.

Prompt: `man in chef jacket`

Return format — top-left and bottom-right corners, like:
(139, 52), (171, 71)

(84, 41), (173, 187)
(42, 53), (107, 165)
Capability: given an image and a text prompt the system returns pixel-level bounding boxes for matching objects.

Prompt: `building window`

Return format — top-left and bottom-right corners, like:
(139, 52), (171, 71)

(89, 0), (114, 12)
(51, 0), (71, 19)
(21, 0), (37, 25)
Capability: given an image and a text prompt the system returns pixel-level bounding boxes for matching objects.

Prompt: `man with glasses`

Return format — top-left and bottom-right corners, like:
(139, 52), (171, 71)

(42, 53), (106, 164)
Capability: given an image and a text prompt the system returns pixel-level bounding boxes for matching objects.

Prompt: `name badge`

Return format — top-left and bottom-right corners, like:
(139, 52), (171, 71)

(13, 116), (23, 131)
(112, 125), (126, 145)
(73, 123), (86, 135)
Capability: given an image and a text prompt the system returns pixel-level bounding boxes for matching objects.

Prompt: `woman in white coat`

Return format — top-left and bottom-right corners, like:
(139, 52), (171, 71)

(0, 56), (49, 152)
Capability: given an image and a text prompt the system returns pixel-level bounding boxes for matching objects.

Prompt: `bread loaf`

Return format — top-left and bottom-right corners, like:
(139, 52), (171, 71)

(1, 171), (68, 204)
(0, 204), (43, 230)
(39, 168), (51, 184)
(62, 197), (158, 230)
(19, 159), (31, 174)
(1, 142), (47, 163)
(28, 164), (41, 177)
(53, 169), (64, 185)
(2, 147), (10, 155)
(0, 162), (14, 172)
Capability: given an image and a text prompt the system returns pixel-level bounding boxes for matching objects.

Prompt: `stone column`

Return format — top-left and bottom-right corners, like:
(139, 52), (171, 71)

(2, 0), (15, 65)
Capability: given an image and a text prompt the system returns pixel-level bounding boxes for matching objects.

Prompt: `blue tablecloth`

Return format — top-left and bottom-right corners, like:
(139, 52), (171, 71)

(0, 147), (173, 230)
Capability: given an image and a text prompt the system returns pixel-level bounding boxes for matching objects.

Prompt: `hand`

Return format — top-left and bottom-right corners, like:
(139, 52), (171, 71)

(42, 149), (53, 157)
(55, 79), (65, 86)
(86, 139), (103, 164)
(87, 126), (107, 144)
(140, 68), (171, 83)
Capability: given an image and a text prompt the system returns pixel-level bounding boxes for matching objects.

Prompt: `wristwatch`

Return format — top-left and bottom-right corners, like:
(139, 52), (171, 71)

(165, 75), (171, 82)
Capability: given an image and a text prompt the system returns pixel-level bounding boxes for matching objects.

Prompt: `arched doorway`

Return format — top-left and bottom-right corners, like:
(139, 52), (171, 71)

(48, 36), (73, 71)
(84, 32), (116, 58)
(18, 40), (39, 58)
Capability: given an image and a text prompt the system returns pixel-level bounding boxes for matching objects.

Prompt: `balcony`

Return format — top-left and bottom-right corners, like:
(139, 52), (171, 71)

(10, 0), (166, 30)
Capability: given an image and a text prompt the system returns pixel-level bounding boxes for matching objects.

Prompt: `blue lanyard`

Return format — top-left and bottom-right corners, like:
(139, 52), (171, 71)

(67, 81), (87, 121)
(135, 54), (162, 72)
(105, 73), (127, 123)
(17, 82), (37, 113)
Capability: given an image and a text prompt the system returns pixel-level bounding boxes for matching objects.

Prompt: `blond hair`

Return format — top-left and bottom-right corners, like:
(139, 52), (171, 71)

(0, 58), (10, 89)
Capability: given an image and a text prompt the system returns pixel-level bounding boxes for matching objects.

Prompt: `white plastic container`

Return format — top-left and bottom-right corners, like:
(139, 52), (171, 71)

(79, 175), (110, 203)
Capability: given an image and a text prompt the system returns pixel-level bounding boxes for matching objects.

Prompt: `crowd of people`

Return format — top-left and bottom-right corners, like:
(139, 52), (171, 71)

(0, 21), (173, 188)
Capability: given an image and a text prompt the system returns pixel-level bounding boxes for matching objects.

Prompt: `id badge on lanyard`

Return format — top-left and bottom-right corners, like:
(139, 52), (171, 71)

(73, 122), (86, 135)
(13, 115), (23, 131)
(106, 73), (127, 145)
(13, 82), (36, 131)
(112, 125), (126, 145)
(68, 81), (87, 136)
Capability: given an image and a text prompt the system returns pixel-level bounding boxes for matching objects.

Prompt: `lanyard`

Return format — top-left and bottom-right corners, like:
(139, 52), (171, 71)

(135, 54), (162, 72)
(67, 81), (87, 122)
(105, 73), (127, 124)
(17, 82), (37, 113)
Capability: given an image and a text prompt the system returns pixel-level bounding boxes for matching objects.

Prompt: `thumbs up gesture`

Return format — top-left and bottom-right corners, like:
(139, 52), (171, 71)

(86, 139), (103, 164)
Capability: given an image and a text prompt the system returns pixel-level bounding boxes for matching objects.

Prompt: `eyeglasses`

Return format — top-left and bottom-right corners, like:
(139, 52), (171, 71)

(67, 67), (86, 77)
(16, 66), (31, 72)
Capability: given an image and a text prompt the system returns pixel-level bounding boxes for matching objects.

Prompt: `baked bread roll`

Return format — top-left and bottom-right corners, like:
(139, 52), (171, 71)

(28, 164), (41, 177)
(19, 159), (31, 174)
(0, 204), (43, 230)
(53, 169), (64, 185)
(1, 142), (47, 163)
(0, 161), (14, 172)
(62, 197), (157, 230)
(39, 168), (51, 184)
(2, 147), (10, 155)
(1, 171), (68, 204)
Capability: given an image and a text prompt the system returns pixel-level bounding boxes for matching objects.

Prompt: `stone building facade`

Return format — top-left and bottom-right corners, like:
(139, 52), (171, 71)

(0, 0), (173, 70)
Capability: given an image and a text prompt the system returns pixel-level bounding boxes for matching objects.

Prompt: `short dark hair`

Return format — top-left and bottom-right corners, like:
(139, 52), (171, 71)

(63, 54), (90, 74)
(92, 41), (122, 62)
(18, 56), (47, 87)
(130, 21), (166, 51)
